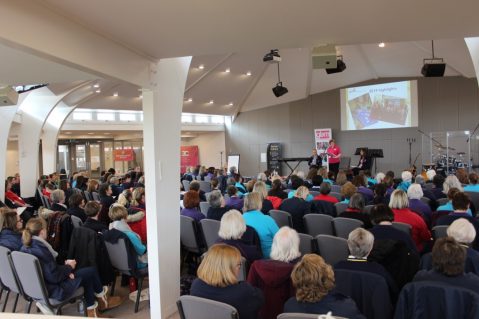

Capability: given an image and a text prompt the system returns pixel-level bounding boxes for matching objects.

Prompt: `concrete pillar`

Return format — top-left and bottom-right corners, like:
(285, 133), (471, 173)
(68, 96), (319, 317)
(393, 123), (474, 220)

(465, 37), (479, 86)
(143, 57), (192, 318)
(0, 104), (21, 202)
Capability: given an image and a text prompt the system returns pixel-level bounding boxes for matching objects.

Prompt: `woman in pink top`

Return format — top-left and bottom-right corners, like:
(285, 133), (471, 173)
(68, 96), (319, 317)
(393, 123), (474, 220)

(325, 139), (341, 177)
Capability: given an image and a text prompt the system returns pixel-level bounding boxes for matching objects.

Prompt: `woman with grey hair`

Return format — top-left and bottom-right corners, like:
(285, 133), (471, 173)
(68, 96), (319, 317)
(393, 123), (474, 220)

(247, 227), (301, 319)
(407, 183), (432, 224)
(217, 209), (262, 262)
(443, 175), (464, 194)
(206, 190), (230, 221)
(335, 228), (398, 297)
(338, 193), (372, 228)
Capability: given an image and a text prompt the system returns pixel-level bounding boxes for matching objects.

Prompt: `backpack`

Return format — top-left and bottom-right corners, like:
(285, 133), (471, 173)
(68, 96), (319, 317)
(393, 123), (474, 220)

(47, 211), (71, 251)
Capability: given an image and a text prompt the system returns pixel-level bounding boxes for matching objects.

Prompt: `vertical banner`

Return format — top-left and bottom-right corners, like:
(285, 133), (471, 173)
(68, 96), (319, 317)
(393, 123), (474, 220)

(314, 128), (332, 167)
(180, 145), (199, 173)
(267, 143), (282, 175)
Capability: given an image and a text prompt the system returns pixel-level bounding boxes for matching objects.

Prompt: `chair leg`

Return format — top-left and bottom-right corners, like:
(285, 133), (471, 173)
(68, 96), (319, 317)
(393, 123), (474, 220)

(2, 290), (10, 312)
(134, 277), (144, 313)
(83, 299), (88, 317)
(110, 272), (118, 296)
(12, 293), (19, 313)
(25, 300), (32, 314)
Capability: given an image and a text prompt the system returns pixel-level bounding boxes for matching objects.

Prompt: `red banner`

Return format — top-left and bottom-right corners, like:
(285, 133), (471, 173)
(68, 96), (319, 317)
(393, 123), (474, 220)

(114, 149), (134, 161)
(181, 145), (199, 173)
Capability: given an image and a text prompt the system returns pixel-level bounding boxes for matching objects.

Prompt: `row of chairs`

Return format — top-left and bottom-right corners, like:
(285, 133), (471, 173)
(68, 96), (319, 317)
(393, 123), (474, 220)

(182, 180), (212, 193)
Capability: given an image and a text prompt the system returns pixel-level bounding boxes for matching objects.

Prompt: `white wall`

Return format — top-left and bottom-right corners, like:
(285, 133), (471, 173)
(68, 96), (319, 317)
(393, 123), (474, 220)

(182, 131), (226, 168)
(6, 140), (19, 176)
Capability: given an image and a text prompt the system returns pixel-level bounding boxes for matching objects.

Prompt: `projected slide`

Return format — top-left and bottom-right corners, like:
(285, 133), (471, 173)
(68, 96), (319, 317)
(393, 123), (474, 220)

(340, 80), (418, 131)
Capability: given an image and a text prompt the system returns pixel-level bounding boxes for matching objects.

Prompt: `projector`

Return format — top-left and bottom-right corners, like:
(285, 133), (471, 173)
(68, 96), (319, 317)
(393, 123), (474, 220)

(312, 44), (338, 69)
(272, 82), (288, 97)
(421, 59), (446, 77)
(0, 86), (19, 106)
(326, 59), (347, 74)
(263, 49), (281, 63)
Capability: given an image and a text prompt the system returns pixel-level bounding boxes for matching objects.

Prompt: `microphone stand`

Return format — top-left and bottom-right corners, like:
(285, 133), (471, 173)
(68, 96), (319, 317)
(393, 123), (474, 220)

(467, 122), (479, 143)
(407, 138), (416, 166)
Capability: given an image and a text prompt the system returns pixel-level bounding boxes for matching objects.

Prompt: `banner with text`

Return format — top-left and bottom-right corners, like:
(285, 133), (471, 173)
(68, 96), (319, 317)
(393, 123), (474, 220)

(314, 128), (332, 167)
(181, 145), (199, 174)
(114, 149), (134, 161)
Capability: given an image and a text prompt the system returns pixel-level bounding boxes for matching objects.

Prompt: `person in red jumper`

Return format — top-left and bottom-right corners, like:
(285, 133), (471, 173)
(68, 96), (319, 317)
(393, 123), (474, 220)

(313, 182), (339, 204)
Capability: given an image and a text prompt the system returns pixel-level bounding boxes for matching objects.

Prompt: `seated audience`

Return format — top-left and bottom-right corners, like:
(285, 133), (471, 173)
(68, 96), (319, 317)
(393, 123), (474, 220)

(127, 187), (147, 243)
(226, 185), (244, 211)
(98, 183), (115, 226)
(407, 183), (432, 223)
(372, 183), (389, 205)
(243, 193), (279, 258)
(437, 187), (472, 216)
(335, 228), (398, 299)
(181, 190), (204, 223)
(247, 227), (301, 319)
(50, 189), (68, 212)
(287, 176), (313, 202)
(267, 179), (287, 209)
(109, 176), (123, 198)
(284, 254), (365, 319)
(83, 201), (108, 232)
(340, 182), (357, 204)
(189, 180), (207, 202)
(109, 204), (147, 269)
(280, 186), (311, 233)
(66, 193), (87, 222)
(397, 170), (413, 192)
(130, 187), (146, 211)
(375, 172), (386, 184)
(335, 170), (348, 186)
(21, 218), (121, 317)
(389, 189), (431, 252)
(313, 182), (339, 204)
(190, 244), (264, 319)
(207, 190), (230, 220)
(338, 193), (372, 228)
(217, 209), (262, 262)
(117, 189), (132, 208)
(309, 174), (323, 192)
(234, 174), (247, 194)
(352, 175), (374, 203)
(431, 174), (446, 200)
(414, 237), (479, 295)
(0, 207), (23, 251)
(5, 179), (30, 208)
(465, 173), (479, 192)
(253, 181), (274, 214)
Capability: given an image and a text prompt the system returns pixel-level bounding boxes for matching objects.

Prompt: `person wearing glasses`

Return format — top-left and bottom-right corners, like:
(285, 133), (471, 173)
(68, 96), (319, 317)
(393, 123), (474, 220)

(0, 207), (23, 251)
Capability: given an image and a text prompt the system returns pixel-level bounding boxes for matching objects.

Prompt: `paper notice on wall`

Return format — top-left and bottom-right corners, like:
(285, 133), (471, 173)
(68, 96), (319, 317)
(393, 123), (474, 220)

(260, 153), (267, 163)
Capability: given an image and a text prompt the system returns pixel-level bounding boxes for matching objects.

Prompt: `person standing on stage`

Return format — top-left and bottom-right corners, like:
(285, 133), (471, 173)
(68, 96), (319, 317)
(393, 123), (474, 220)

(307, 148), (322, 170)
(326, 139), (341, 176)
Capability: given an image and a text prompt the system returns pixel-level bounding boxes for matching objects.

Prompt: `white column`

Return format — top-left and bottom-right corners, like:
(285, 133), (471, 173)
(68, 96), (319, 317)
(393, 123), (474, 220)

(465, 37), (479, 86)
(143, 57), (192, 318)
(0, 105), (21, 202)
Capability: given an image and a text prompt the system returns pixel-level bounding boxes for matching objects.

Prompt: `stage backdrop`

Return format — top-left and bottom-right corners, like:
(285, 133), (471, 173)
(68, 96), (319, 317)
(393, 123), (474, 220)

(314, 128), (332, 168)
(181, 145), (199, 173)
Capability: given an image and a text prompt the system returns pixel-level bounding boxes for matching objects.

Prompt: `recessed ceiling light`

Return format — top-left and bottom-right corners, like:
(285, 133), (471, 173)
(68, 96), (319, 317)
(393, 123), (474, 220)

(225, 68), (231, 73)
(93, 84), (100, 88)
(187, 98), (193, 102)
(246, 71), (252, 76)
(198, 65), (205, 70)
(209, 100), (214, 104)
(87, 132), (94, 135)
(95, 89), (101, 93)
(113, 92), (118, 97)
(228, 102), (234, 106)
(378, 42), (385, 48)
(65, 132), (72, 135)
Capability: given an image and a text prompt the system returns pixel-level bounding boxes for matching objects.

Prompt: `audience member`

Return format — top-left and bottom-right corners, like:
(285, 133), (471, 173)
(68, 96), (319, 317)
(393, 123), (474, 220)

(98, 183), (115, 226)
(50, 189), (67, 212)
(437, 187), (472, 216)
(313, 182), (339, 204)
(67, 193), (87, 222)
(407, 183), (432, 223)
(253, 181), (274, 214)
(465, 173), (479, 192)
(83, 201), (108, 232)
(340, 182), (357, 204)
(207, 190), (230, 220)
(226, 185), (244, 211)
(338, 193), (372, 228)
(397, 170), (413, 192)
(0, 207), (23, 251)
(181, 191), (204, 222)
(189, 180), (207, 202)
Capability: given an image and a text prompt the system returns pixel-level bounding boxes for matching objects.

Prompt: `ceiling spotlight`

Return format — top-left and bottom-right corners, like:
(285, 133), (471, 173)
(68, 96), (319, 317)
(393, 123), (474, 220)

(93, 83), (100, 88)
(139, 94), (143, 99)
(187, 98), (193, 102)
(209, 100), (214, 104)
(246, 71), (252, 76)
(225, 68), (231, 73)
(95, 89), (101, 93)
(378, 42), (385, 48)
(272, 82), (288, 97)
(421, 40), (446, 77)
(198, 65), (205, 70)
(263, 49), (281, 63)
(325, 55), (347, 74)
(113, 92), (118, 97)
(228, 102), (234, 106)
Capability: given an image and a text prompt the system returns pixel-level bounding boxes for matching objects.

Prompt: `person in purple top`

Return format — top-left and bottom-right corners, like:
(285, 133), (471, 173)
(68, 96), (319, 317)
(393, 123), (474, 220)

(180, 190), (205, 222)
(352, 175), (374, 203)
(407, 183), (432, 225)
(225, 185), (244, 211)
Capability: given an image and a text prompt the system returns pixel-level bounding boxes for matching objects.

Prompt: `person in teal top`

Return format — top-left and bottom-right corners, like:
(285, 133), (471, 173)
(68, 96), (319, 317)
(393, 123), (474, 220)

(288, 175), (314, 202)
(287, 190), (314, 202)
(464, 173), (479, 192)
(242, 193), (279, 258)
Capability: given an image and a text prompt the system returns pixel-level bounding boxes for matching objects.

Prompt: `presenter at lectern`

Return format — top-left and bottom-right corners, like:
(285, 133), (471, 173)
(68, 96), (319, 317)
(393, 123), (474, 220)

(308, 148), (322, 169)
(325, 139), (341, 176)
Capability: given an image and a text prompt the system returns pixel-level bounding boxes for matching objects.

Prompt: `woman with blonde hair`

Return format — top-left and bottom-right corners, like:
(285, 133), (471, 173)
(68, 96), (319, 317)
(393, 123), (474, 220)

(253, 181), (274, 214)
(284, 254), (364, 318)
(247, 227), (301, 319)
(279, 186), (311, 233)
(190, 244), (264, 319)
(86, 179), (99, 194)
(21, 218), (121, 317)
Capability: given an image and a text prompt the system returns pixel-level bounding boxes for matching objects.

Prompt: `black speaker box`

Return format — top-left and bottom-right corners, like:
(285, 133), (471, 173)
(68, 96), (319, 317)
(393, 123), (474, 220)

(421, 63), (446, 77)
(326, 59), (346, 74)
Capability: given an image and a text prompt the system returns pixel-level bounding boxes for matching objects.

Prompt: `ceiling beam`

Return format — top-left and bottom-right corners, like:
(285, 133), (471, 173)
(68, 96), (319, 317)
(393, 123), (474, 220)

(185, 53), (234, 92)
(232, 63), (269, 120)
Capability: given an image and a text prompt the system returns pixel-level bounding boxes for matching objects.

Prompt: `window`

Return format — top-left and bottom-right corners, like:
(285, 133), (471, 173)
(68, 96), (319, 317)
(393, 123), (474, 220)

(181, 114), (193, 123)
(72, 111), (92, 121)
(119, 113), (136, 121)
(97, 112), (115, 121)
(195, 115), (209, 123)
(211, 116), (225, 124)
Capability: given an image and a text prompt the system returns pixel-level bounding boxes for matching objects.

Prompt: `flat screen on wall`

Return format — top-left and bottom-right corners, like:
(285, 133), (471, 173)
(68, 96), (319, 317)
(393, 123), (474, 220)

(340, 80), (418, 131)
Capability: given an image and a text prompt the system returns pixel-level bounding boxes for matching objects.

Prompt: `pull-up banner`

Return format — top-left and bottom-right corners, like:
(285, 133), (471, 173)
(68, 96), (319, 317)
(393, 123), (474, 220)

(181, 145), (199, 173)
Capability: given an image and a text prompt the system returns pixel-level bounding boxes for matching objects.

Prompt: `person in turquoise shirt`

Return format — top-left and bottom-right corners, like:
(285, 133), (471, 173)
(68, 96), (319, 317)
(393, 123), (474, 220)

(438, 188), (472, 216)
(287, 176), (314, 202)
(464, 173), (479, 192)
(243, 193), (279, 258)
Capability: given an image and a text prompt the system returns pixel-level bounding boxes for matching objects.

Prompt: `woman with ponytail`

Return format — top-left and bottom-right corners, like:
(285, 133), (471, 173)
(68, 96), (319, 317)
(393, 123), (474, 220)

(20, 218), (122, 317)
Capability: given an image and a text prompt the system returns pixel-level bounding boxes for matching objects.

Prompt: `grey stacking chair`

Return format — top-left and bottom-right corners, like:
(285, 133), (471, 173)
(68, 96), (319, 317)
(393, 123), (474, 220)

(182, 180), (190, 191)
(10, 251), (86, 315)
(0, 246), (32, 313)
(198, 181), (212, 193)
(199, 202), (210, 216)
(330, 192), (343, 201)
(303, 214), (334, 236)
(180, 215), (204, 255)
(177, 295), (239, 319)
(315, 235), (349, 265)
(269, 210), (293, 228)
(331, 185), (341, 193)
(70, 215), (83, 228)
(298, 233), (314, 255)
(41, 195), (51, 209)
(104, 237), (148, 313)
(432, 225), (449, 240)
(237, 257), (247, 282)
(392, 222), (412, 235)
(334, 202), (348, 215)
(466, 192), (479, 214)
(200, 219), (221, 249)
(332, 217), (364, 239)
(92, 192), (100, 201)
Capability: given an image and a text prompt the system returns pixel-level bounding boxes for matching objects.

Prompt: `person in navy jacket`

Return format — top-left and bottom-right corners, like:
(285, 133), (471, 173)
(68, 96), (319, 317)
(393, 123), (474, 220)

(0, 208), (23, 251)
